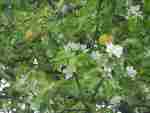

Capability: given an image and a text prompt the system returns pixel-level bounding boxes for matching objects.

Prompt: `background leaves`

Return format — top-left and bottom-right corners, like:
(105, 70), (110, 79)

(0, 0), (150, 113)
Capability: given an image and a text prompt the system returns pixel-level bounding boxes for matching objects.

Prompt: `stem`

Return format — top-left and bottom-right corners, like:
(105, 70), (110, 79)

(73, 72), (91, 112)
(92, 77), (104, 100)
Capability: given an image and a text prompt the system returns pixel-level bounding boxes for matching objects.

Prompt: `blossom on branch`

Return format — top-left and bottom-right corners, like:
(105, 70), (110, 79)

(106, 43), (123, 58)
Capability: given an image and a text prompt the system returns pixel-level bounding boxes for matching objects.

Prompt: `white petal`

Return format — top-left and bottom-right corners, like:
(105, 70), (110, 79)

(21, 104), (26, 110)
(4, 82), (10, 87)
(33, 58), (38, 65)
(0, 87), (3, 91)
(112, 45), (123, 58)
(1, 79), (7, 84)
(126, 66), (137, 77)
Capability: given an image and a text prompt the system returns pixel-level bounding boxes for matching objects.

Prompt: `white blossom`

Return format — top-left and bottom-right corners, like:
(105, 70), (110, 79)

(0, 79), (10, 91)
(34, 111), (40, 113)
(62, 66), (75, 80)
(0, 87), (3, 92)
(33, 58), (38, 65)
(1, 79), (6, 84)
(64, 73), (73, 80)
(64, 42), (80, 51)
(104, 66), (112, 73)
(20, 104), (26, 110)
(4, 82), (10, 87)
(90, 51), (101, 60)
(90, 51), (97, 60)
(12, 108), (16, 112)
(112, 45), (123, 58)
(0, 64), (6, 70)
(96, 102), (106, 111)
(104, 66), (112, 78)
(80, 44), (88, 53)
(117, 111), (122, 113)
(110, 96), (122, 104)
(80, 44), (87, 50)
(106, 43), (123, 58)
(64, 42), (89, 52)
(127, 5), (143, 18)
(126, 66), (137, 77)
(96, 104), (102, 111)
(8, 101), (12, 104)
(107, 105), (113, 109)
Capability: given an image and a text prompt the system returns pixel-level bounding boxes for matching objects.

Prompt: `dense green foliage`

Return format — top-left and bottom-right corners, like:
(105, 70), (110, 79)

(0, 0), (150, 113)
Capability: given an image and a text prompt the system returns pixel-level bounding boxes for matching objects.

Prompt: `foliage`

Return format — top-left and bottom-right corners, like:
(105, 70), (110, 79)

(0, 0), (150, 113)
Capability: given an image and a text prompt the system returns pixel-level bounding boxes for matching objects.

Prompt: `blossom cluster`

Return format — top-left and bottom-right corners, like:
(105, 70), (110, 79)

(64, 42), (87, 52)
(61, 35), (137, 80)
(126, 5), (143, 19)
(0, 79), (10, 92)
(106, 43), (123, 58)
